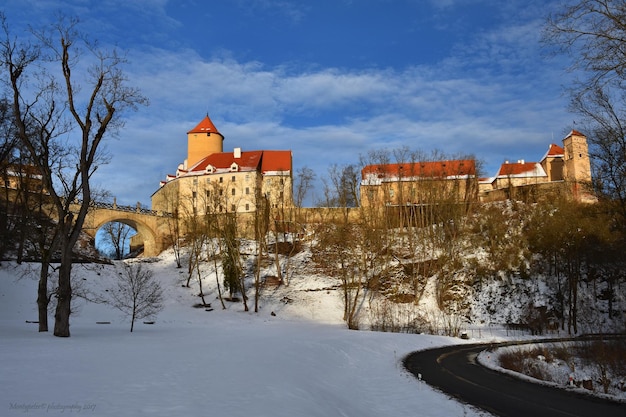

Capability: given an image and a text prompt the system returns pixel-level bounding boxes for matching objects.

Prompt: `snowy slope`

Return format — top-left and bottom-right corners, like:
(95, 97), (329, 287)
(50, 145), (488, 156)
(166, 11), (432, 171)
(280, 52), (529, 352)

(0, 255), (491, 417)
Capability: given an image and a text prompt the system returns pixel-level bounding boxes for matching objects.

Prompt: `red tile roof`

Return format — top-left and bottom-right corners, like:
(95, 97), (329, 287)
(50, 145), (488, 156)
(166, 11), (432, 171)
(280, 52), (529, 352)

(496, 162), (546, 177)
(184, 149), (291, 174)
(362, 159), (476, 180)
(567, 129), (586, 138)
(187, 115), (222, 136)
(191, 150), (263, 172)
(261, 150), (292, 173)
(546, 143), (564, 157)
(541, 143), (564, 162)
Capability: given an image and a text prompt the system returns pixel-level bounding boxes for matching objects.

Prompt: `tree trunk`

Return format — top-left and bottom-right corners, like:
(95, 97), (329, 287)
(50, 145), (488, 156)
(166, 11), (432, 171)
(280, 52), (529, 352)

(53, 246), (73, 337)
(196, 266), (207, 307)
(37, 261), (50, 332)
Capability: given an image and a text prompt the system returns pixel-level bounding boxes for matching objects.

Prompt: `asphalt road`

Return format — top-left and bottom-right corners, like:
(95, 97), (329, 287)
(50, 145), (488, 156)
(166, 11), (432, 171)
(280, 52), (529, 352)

(403, 342), (626, 417)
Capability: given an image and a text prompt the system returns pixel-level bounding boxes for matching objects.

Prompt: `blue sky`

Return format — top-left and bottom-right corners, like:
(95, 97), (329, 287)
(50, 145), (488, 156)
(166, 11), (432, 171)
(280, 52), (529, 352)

(3, 0), (577, 207)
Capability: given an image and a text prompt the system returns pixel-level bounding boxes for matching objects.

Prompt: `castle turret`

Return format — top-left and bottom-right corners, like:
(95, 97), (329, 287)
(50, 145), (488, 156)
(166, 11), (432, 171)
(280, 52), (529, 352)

(563, 129), (595, 202)
(563, 130), (591, 183)
(186, 115), (224, 168)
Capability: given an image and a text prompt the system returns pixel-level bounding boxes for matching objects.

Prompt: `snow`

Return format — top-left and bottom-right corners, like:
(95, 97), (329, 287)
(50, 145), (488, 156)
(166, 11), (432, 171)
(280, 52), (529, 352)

(478, 343), (626, 402)
(0, 255), (490, 417)
(2, 240), (622, 416)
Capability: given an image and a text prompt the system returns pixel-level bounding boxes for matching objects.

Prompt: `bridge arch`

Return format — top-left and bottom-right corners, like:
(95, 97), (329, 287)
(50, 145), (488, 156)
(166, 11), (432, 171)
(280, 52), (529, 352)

(81, 204), (169, 257)
(93, 217), (157, 257)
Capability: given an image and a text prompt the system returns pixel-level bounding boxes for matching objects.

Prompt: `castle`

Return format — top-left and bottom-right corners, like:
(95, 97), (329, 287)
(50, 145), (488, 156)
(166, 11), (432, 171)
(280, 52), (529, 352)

(478, 130), (594, 202)
(151, 115), (293, 218)
(152, 118), (594, 223)
(360, 130), (595, 207)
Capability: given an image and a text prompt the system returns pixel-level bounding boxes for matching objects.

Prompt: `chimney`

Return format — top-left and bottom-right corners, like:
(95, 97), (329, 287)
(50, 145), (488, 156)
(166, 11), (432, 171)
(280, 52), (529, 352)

(234, 147), (241, 159)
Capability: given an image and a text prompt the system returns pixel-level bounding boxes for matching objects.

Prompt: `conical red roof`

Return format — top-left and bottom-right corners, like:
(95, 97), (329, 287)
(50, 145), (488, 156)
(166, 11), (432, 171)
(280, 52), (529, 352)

(187, 115), (222, 135)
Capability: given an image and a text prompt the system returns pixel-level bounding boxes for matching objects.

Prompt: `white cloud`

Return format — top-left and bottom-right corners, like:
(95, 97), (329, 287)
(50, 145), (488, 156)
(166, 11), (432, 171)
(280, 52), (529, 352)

(96, 39), (574, 206)
(4, 0), (576, 207)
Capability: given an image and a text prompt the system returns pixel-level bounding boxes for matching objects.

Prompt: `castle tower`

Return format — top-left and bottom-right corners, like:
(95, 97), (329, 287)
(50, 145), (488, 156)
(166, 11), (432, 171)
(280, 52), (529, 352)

(563, 130), (592, 183)
(186, 115), (224, 168)
(563, 130), (595, 202)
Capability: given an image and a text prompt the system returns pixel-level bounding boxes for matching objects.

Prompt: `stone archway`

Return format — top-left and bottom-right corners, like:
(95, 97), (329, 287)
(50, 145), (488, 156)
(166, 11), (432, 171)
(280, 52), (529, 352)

(81, 207), (167, 257)
(93, 217), (159, 257)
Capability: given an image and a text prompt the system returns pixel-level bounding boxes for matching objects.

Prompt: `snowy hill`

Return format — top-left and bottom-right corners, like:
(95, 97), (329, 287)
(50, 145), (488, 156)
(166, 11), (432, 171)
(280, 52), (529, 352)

(0, 252), (494, 417)
(1, 226), (624, 416)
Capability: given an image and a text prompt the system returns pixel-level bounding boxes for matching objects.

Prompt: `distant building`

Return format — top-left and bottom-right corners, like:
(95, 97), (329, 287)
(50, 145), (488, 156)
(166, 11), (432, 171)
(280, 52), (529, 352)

(360, 159), (478, 207)
(479, 130), (595, 203)
(151, 115), (292, 217)
(1, 163), (45, 194)
(361, 130), (596, 206)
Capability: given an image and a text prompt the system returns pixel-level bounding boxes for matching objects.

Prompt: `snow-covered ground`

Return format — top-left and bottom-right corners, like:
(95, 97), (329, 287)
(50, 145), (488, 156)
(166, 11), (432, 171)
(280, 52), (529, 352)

(0, 253), (492, 417)
(2, 244), (623, 417)
(478, 342), (626, 402)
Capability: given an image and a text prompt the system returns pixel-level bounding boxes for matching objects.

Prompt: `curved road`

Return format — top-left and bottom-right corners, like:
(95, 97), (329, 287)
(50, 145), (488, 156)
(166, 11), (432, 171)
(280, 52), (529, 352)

(403, 342), (625, 417)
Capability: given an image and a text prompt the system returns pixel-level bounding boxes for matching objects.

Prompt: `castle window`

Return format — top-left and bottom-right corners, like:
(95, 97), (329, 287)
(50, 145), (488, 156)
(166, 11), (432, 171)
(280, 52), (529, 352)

(219, 177), (223, 183)
(245, 187), (250, 195)
(231, 188), (236, 196)
(192, 191), (197, 199)
(231, 175), (236, 182)
(231, 204), (236, 212)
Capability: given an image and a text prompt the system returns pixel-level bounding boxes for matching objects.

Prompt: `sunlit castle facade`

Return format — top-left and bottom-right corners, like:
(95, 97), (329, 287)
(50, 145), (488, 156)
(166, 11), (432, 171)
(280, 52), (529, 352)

(478, 130), (596, 203)
(360, 159), (479, 208)
(360, 130), (596, 207)
(151, 115), (293, 217)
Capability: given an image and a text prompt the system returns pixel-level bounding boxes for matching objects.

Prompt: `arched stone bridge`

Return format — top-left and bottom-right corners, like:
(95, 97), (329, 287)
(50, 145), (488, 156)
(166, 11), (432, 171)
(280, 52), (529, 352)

(79, 200), (172, 257)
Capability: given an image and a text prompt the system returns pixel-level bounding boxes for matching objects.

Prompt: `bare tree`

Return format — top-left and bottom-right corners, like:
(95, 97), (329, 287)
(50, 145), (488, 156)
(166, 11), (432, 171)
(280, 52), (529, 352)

(180, 195), (212, 308)
(156, 184), (183, 268)
(110, 263), (164, 332)
(253, 191), (269, 313)
(203, 181), (227, 309)
(294, 165), (315, 220)
(544, 0), (626, 226)
(570, 87), (626, 224)
(0, 14), (148, 336)
(544, 0), (626, 91)
(99, 221), (135, 260)
(221, 213), (246, 310)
